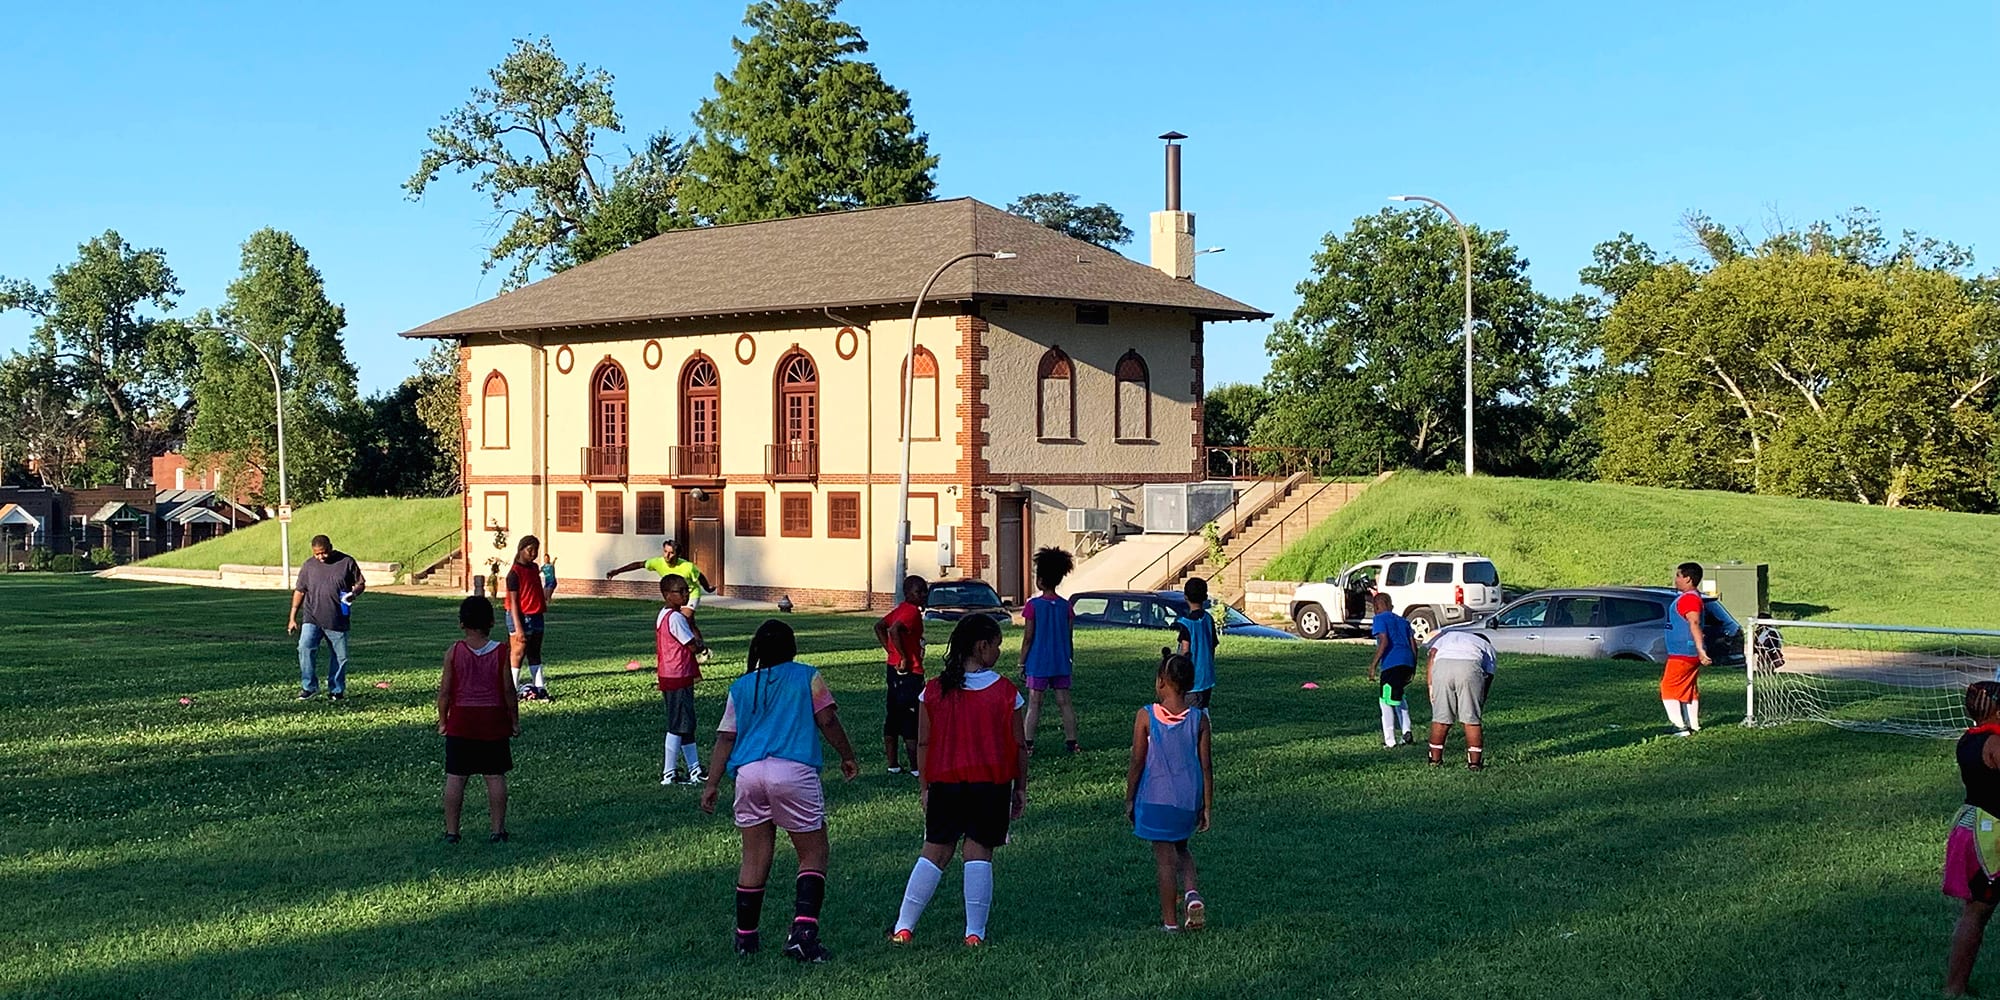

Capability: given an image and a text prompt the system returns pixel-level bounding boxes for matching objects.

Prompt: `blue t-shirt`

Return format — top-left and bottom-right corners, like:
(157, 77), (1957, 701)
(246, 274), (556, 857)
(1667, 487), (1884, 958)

(1021, 596), (1074, 679)
(1372, 611), (1416, 670)
(1173, 611), (1220, 693)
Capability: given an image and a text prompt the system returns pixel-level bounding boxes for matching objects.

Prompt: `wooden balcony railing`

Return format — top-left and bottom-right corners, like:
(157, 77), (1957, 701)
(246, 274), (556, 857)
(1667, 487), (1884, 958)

(582, 446), (629, 481)
(670, 444), (722, 480)
(765, 442), (818, 481)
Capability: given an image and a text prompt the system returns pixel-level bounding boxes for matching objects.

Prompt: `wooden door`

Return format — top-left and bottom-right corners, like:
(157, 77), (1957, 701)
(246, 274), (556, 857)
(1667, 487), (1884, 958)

(677, 488), (724, 589)
(996, 495), (1029, 606)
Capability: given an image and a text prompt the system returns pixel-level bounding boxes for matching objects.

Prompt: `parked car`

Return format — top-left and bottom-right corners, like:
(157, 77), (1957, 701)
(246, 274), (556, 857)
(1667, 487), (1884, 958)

(1289, 551), (1504, 642)
(1069, 590), (1300, 641)
(923, 580), (1012, 628)
(1431, 586), (1765, 665)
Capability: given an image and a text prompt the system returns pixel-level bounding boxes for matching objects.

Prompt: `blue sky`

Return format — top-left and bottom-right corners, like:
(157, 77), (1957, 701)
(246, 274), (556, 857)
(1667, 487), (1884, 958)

(3, 0), (1996, 394)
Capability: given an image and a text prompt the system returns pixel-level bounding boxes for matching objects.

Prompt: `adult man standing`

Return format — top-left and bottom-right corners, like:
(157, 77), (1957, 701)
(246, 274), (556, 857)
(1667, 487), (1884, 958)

(289, 534), (364, 700)
(1426, 627), (1498, 769)
(1366, 593), (1417, 748)
(608, 539), (717, 608)
(1663, 562), (1711, 737)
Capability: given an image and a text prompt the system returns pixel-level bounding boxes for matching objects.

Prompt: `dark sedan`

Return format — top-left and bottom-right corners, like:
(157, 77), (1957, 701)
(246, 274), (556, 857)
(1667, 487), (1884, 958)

(924, 580), (1012, 628)
(1070, 590), (1299, 641)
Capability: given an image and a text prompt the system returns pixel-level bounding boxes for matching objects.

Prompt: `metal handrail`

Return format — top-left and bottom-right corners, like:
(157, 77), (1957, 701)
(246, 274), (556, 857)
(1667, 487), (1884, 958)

(1203, 477), (1359, 601)
(1123, 471), (1305, 589)
(402, 528), (463, 581)
(1207, 446), (1334, 480)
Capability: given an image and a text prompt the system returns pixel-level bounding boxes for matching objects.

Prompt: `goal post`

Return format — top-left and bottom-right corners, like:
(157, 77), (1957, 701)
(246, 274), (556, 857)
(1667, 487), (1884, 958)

(1747, 619), (2000, 738)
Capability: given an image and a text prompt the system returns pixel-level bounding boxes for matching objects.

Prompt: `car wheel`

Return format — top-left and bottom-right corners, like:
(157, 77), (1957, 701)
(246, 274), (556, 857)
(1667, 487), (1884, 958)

(1295, 603), (1329, 640)
(1407, 608), (1439, 643)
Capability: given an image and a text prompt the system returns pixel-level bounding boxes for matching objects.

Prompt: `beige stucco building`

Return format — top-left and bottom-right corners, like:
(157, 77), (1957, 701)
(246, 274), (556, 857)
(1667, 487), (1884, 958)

(404, 197), (1265, 607)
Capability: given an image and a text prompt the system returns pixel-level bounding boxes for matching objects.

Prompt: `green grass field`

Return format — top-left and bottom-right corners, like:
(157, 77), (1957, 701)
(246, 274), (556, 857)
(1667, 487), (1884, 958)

(0, 575), (1971, 998)
(141, 497), (460, 571)
(1261, 472), (2000, 628)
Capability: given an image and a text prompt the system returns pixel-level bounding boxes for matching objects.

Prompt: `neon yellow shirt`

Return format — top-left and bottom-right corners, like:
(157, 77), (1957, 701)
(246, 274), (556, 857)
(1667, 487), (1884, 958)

(645, 556), (705, 596)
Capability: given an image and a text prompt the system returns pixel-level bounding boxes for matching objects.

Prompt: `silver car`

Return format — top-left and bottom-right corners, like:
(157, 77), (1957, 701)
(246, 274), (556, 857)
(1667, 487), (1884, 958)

(1435, 587), (1747, 664)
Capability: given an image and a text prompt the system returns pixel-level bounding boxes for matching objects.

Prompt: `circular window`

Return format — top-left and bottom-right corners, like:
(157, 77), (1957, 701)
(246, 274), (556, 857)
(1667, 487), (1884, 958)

(834, 327), (858, 360)
(734, 334), (756, 365)
(643, 340), (663, 370)
(554, 345), (574, 374)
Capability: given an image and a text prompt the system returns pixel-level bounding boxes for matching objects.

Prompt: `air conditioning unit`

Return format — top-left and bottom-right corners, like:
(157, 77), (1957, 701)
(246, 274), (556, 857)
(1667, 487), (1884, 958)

(1143, 482), (1237, 534)
(1066, 507), (1112, 534)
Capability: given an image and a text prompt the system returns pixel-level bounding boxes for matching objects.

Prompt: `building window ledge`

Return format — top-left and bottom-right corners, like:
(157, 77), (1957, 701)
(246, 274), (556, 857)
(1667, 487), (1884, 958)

(1037, 437), (1084, 445)
(1115, 438), (1159, 446)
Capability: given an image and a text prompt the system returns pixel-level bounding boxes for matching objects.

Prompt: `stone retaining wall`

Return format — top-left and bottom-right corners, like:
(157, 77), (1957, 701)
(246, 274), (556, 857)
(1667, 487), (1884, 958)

(1244, 580), (1299, 624)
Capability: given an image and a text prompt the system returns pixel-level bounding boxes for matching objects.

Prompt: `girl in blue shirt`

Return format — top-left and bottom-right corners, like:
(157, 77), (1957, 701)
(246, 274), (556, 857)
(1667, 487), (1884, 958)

(1017, 547), (1079, 754)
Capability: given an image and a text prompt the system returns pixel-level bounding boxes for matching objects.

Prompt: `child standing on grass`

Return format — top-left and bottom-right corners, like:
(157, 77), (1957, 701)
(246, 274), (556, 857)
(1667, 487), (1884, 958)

(1018, 548), (1079, 755)
(504, 535), (552, 701)
(1945, 681), (2000, 995)
(701, 620), (861, 962)
(1127, 650), (1212, 932)
(874, 576), (929, 776)
(1172, 577), (1221, 711)
(657, 575), (709, 786)
(438, 595), (518, 844)
(1367, 592), (1417, 747)
(890, 615), (1028, 948)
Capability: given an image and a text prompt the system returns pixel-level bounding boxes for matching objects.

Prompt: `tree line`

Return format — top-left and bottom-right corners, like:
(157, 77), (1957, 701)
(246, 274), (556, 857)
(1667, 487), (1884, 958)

(1207, 208), (2000, 513)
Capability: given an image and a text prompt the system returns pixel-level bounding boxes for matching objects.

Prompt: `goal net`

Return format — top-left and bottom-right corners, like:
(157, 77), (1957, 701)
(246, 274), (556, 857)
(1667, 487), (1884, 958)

(1747, 620), (2000, 738)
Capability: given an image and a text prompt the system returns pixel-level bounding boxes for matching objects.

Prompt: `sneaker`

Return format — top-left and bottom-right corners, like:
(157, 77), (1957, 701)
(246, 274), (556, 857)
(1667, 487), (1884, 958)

(1161, 924), (1182, 933)
(963, 934), (984, 948)
(734, 930), (761, 956)
(489, 831), (510, 844)
(328, 693), (345, 702)
(886, 766), (903, 775)
(661, 771), (685, 786)
(888, 929), (914, 946)
(783, 929), (832, 963)
(688, 763), (709, 783)
(1183, 892), (1207, 931)
(534, 686), (554, 702)
(1064, 740), (1080, 754)
(1401, 732), (1414, 745)
(297, 690), (317, 700)
(908, 768), (919, 779)
(1672, 729), (1694, 738)
(442, 832), (461, 844)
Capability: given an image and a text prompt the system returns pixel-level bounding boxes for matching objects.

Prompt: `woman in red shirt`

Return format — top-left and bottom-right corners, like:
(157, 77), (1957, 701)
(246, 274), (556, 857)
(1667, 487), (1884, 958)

(889, 615), (1028, 948)
(437, 596), (519, 844)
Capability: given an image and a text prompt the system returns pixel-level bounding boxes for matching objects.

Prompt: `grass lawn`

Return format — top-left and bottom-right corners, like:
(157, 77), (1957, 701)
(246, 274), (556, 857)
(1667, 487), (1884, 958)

(0, 575), (1968, 998)
(141, 497), (460, 571)
(1261, 472), (2000, 628)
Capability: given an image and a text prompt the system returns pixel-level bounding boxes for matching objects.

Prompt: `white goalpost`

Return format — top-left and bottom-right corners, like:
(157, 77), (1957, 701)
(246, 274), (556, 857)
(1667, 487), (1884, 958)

(1746, 619), (2000, 738)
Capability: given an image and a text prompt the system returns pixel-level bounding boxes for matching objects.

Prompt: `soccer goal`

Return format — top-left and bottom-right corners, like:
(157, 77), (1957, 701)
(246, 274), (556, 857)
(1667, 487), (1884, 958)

(1747, 620), (2000, 738)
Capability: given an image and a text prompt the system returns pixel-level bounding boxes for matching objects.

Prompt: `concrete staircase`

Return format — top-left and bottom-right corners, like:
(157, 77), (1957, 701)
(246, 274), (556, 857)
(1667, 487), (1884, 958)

(1179, 473), (1388, 609)
(410, 553), (466, 589)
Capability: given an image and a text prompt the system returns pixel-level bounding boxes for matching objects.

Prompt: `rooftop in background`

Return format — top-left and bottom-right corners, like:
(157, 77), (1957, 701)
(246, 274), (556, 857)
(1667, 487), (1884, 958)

(401, 198), (1268, 339)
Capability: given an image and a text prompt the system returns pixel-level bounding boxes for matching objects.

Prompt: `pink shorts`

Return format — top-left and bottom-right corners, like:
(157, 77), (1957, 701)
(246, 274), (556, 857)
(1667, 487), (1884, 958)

(732, 758), (826, 832)
(1025, 673), (1071, 691)
(1944, 822), (2000, 902)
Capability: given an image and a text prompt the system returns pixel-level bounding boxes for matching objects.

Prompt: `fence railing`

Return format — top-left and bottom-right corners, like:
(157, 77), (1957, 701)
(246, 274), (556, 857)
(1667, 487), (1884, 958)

(765, 442), (818, 481)
(670, 444), (722, 479)
(1204, 476), (1378, 601)
(582, 446), (629, 480)
(400, 528), (463, 583)
(1207, 446), (1335, 480)
(1123, 472), (1307, 590)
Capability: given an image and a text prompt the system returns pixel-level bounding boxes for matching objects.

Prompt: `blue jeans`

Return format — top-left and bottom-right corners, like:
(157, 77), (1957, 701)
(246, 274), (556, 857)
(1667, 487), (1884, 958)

(299, 623), (351, 695)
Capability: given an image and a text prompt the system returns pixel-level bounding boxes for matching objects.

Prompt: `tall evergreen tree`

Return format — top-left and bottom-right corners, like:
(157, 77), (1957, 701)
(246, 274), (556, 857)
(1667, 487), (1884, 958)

(680, 0), (937, 224)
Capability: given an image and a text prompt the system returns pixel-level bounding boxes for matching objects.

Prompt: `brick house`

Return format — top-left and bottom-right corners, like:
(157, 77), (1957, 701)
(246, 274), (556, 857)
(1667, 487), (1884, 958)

(402, 196), (1266, 607)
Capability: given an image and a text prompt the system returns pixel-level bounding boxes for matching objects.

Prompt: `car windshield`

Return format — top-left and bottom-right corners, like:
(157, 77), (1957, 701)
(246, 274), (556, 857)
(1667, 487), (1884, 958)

(1221, 606), (1254, 626)
(928, 583), (1001, 608)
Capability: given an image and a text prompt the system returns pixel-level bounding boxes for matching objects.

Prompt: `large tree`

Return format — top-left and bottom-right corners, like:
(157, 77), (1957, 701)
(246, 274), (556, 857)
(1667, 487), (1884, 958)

(1255, 208), (1582, 474)
(0, 350), (93, 488)
(1006, 192), (1132, 249)
(0, 231), (189, 486)
(1593, 211), (2000, 509)
(679, 0), (937, 224)
(406, 37), (686, 287)
(185, 229), (361, 505)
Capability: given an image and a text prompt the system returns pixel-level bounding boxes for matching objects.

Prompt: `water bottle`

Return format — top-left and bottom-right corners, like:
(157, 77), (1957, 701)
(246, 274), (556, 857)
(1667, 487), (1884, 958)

(337, 590), (353, 627)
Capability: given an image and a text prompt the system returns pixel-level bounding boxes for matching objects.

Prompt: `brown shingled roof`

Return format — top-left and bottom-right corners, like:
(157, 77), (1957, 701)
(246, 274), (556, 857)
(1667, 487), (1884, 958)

(400, 198), (1267, 338)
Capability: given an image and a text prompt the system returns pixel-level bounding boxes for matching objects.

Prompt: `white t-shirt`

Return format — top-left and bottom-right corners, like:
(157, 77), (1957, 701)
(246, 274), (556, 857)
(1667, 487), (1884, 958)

(918, 669), (1026, 709)
(1429, 629), (1498, 675)
(655, 607), (695, 644)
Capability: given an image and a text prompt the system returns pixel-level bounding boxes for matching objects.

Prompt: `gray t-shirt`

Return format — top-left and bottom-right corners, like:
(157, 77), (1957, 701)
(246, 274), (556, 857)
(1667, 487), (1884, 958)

(296, 552), (362, 632)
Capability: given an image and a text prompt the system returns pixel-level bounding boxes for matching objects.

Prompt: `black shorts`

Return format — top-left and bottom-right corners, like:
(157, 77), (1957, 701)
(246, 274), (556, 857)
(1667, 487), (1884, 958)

(1187, 689), (1211, 710)
(444, 736), (513, 776)
(885, 668), (923, 739)
(661, 687), (697, 738)
(925, 781), (1011, 849)
(1379, 665), (1415, 703)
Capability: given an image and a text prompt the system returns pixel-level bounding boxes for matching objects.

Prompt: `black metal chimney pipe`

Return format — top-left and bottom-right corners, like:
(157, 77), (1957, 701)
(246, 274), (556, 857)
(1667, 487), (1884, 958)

(1160, 131), (1187, 211)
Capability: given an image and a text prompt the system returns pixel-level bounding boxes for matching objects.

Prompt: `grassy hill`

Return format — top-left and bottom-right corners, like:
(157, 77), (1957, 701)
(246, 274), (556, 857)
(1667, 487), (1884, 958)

(142, 497), (460, 571)
(1258, 473), (2000, 628)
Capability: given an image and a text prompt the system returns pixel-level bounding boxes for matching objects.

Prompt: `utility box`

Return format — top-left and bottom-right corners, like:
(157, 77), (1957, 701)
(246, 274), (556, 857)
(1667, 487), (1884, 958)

(1143, 482), (1236, 534)
(1697, 561), (1769, 626)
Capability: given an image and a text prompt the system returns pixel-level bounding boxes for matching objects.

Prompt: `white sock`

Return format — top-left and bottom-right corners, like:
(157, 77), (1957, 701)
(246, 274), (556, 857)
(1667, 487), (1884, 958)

(895, 857), (944, 933)
(1686, 700), (1701, 731)
(1663, 699), (1688, 730)
(1395, 703), (1411, 735)
(1379, 701), (1398, 746)
(530, 663), (546, 688)
(680, 743), (701, 770)
(963, 860), (994, 939)
(511, 665), (521, 689)
(664, 733), (682, 775)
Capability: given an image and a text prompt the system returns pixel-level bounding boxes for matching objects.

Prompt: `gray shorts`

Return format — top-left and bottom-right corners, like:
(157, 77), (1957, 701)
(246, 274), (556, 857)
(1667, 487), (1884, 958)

(660, 687), (697, 738)
(1429, 658), (1486, 726)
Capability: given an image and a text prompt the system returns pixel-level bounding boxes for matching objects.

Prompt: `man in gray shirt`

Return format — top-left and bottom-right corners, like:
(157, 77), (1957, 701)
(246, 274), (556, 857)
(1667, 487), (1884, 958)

(289, 534), (365, 700)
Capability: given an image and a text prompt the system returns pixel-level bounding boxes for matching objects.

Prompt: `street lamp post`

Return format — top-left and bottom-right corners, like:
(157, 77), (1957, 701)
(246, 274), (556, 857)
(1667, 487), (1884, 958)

(893, 250), (1015, 593)
(220, 330), (291, 582)
(1389, 194), (1476, 477)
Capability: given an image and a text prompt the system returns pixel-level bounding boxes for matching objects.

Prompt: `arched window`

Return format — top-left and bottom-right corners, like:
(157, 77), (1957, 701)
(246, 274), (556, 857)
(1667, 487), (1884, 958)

(481, 372), (509, 449)
(1037, 347), (1074, 440)
(901, 346), (939, 441)
(1114, 350), (1151, 441)
(773, 350), (819, 479)
(679, 354), (720, 478)
(588, 360), (628, 478)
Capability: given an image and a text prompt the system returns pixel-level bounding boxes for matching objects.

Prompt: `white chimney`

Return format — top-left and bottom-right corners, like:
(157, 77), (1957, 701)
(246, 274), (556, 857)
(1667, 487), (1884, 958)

(1150, 132), (1196, 281)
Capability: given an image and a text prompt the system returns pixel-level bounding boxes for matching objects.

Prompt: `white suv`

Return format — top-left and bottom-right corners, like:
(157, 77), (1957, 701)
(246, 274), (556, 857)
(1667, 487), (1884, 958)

(1289, 552), (1503, 642)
